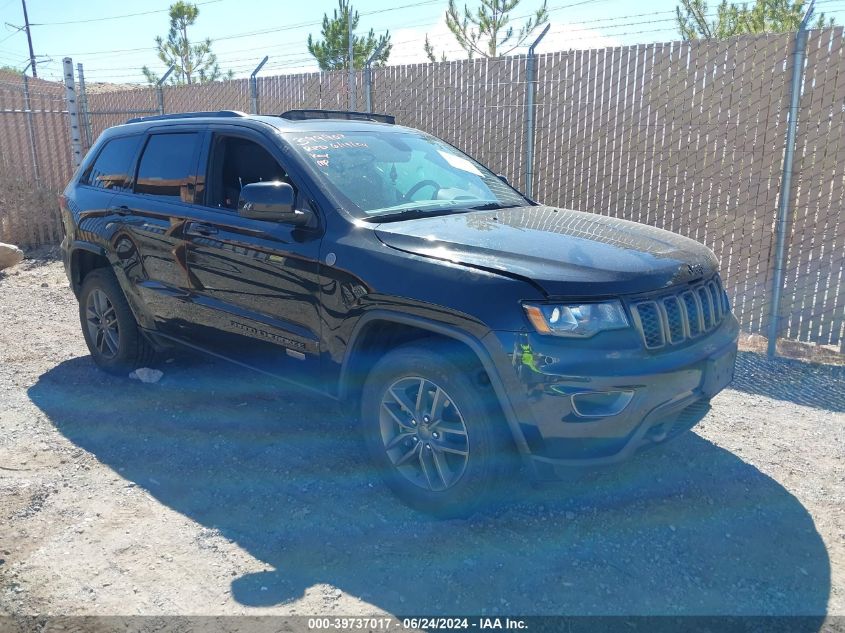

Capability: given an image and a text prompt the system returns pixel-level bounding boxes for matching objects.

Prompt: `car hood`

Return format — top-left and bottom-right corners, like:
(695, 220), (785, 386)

(373, 205), (719, 297)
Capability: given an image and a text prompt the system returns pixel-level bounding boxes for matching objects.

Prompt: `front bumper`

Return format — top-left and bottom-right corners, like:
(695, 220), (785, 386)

(486, 314), (739, 478)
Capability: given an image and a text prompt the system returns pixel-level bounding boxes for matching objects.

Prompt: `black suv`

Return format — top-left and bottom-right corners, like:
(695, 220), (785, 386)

(60, 109), (738, 516)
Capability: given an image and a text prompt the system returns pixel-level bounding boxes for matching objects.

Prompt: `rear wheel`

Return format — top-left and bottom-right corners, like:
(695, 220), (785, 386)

(79, 268), (156, 374)
(361, 344), (508, 517)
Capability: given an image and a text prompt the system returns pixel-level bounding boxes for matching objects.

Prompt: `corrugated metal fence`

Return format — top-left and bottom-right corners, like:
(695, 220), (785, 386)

(0, 30), (842, 351)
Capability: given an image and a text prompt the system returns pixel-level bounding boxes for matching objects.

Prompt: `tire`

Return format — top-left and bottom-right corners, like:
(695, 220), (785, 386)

(361, 343), (509, 518)
(78, 268), (156, 375)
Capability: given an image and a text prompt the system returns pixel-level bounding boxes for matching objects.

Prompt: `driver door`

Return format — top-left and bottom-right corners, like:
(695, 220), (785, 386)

(182, 128), (323, 384)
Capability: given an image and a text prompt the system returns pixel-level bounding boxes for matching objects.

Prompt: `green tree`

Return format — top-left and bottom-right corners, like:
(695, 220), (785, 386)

(444, 0), (548, 59)
(142, 1), (231, 85)
(307, 0), (391, 71)
(424, 34), (447, 62)
(676, 0), (833, 40)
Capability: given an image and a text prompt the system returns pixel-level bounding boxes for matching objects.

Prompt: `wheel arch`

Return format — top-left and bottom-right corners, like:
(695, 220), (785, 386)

(339, 311), (533, 459)
(68, 241), (110, 297)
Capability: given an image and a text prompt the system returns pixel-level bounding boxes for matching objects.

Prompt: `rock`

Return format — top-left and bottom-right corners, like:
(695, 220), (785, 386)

(0, 243), (24, 271)
(129, 367), (164, 384)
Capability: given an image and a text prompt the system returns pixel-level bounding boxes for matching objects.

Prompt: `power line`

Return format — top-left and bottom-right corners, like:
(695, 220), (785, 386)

(0, 25), (23, 45)
(47, 0), (845, 82)
(36, 0), (445, 63)
(28, 0), (224, 27)
(0, 48), (25, 63)
(45, 0), (609, 64)
(209, 0), (610, 43)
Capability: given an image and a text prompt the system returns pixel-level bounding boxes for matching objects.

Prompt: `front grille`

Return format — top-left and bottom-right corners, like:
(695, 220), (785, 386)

(681, 291), (701, 336)
(630, 276), (730, 350)
(636, 302), (663, 348)
(663, 296), (684, 343)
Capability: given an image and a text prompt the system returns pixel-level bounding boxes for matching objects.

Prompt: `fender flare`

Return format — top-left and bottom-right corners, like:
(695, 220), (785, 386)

(340, 310), (534, 460)
(66, 240), (110, 294)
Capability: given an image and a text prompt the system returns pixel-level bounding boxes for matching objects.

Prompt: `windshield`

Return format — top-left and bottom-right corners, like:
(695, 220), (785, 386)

(285, 129), (527, 219)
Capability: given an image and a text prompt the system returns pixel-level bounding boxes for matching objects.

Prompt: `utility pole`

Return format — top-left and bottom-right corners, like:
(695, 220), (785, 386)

(21, 0), (37, 78)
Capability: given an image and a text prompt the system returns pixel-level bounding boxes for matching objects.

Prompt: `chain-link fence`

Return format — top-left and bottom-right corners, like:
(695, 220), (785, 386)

(524, 30), (843, 354)
(0, 30), (843, 354)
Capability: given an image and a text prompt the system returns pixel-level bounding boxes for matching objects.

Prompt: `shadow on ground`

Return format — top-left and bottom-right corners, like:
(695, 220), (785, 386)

(732, 351), (845, 412)
(29, 353), (830, 619)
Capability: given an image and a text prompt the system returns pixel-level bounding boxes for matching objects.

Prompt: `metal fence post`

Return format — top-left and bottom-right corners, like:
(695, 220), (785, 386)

(62, 57), (83, 168)
(364, 42), (385, 113)
(250, 56), (268, 115)
(76, 62), (93, 150)
(767, 1), (815, 358)
(21, 72), (39, 184)
(523, 24), (550, 198)
(156, 66), (175, 115)
(348, 8), (356, 111)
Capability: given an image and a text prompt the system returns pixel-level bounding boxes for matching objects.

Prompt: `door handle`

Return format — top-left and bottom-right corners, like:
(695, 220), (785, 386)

(110, 205), (130, 216)
(187, 222), (218, 236)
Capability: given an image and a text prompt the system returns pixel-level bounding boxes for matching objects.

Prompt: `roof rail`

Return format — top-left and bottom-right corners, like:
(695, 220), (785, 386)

(279, 109), (395, 125)
(126, 110), (248, 124)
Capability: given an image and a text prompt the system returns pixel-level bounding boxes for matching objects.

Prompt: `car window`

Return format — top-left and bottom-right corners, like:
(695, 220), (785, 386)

(285, 129), (526, 219)
(135, 133), (200, 202)
(81, 135), (142, 191)
(205, 135), (293, 210)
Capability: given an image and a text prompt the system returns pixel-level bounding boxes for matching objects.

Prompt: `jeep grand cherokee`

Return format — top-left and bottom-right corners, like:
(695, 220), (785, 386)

(60, 109), (738, 516)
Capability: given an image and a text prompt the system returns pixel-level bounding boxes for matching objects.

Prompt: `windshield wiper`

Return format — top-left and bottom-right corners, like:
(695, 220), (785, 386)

(362, 207), (470, 223)
(466, 202), (522, 211)
(363, 202), (523, 223)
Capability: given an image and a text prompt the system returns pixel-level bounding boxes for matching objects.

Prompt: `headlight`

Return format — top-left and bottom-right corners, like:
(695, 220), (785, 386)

(523, 301), (629, 337)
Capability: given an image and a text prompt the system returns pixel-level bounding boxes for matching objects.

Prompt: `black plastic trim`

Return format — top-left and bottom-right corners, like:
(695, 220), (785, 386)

(279, 109), (395, 124)
(339, 310), (536, 468)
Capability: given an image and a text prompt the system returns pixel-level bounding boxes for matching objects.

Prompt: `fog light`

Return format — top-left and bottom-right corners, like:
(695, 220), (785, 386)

(571, 390), (634, 417)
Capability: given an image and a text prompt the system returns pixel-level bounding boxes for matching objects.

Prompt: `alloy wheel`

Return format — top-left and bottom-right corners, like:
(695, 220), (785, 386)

(85, 289), (120, 360)
(379, 376), (470, 492)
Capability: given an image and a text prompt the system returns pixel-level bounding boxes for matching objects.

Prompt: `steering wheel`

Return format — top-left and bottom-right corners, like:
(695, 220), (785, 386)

(405, 179), (442, 201)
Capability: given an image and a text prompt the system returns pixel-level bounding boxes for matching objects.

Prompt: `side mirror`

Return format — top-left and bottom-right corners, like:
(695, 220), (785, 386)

(497, 174), (511, 186)
(238, 181), (310, 225)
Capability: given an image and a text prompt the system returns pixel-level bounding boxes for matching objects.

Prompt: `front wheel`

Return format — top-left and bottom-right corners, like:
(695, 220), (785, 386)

(361, 344), (509, 517)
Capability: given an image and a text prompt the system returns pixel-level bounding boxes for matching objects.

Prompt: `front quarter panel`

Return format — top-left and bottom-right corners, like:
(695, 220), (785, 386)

(318, 221), (543, 389)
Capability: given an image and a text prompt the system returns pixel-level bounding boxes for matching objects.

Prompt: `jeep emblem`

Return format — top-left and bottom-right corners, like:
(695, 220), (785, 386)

(687, 263), (703, 277)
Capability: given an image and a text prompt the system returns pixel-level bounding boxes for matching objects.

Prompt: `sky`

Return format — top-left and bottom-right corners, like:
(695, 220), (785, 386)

(1, 0), (844, 84)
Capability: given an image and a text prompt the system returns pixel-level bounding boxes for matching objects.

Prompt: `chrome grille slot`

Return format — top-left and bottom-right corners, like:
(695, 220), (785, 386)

(635, 301), (664, 349)
(697, 286), (713, 330)
(662, 297), (685, 343)
(631, 276), (730, 350)
(719, 278), (731, 313)
(708, 280), (722, 321)
(682, 291), (702, 336)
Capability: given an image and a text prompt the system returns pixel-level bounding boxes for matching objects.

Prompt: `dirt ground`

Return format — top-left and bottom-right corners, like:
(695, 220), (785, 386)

(1, 257), (844, 619)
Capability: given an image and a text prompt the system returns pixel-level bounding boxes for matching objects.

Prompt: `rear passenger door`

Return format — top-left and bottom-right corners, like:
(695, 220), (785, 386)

(107, 129), (203, 334)
(73, 134), (143, 244)
(181, 128), (324, 383)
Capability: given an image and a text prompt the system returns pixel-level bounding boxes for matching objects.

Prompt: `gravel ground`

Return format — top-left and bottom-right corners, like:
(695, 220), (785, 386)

(1, 257), (844, 618)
